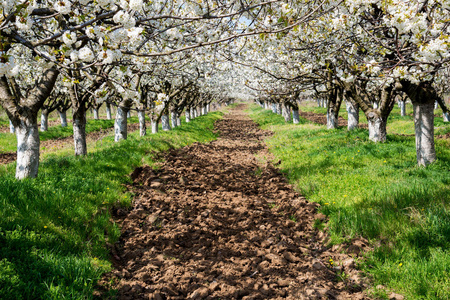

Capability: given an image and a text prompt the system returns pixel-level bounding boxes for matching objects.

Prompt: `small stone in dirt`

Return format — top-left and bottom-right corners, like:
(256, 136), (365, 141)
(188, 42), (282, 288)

(179, 176), (188, 184)
(312, 259), (326, 270)
(389, 292), (405, 300)
(342, 258), (356, 269)
(150, 181), (163, 189)
(278, 279), (290, 287)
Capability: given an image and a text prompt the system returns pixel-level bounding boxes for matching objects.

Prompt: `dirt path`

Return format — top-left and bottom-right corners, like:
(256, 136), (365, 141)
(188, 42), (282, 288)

(0, 123), (139, 165)
(96, 105), (368, 299)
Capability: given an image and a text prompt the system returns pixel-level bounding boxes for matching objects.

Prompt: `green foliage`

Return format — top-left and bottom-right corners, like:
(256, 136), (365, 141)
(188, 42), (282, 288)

(0, 112), (222, 299)
(249, 104), (450, 300)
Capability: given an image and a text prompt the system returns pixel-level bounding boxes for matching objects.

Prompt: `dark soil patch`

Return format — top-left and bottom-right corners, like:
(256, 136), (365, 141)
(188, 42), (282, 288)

(96, 105), (369, 299)
(0, 123), (139, 165)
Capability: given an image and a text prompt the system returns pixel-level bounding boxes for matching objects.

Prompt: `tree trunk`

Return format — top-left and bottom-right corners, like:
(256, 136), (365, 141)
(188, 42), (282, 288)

(202, 106), (207, 115)
(15, 121), (40, 179)
(282, 103), (291, 122)
(127, 111), (131, 118)
(170, 111), (177, 128)
(9, 119), (15, 133)
(326, 110), (338, 129)
(185, 110), (191, 123)
(206, 104), (210, 113)
(399, 101), (406, 116)
(373, 101), (379, 109)
(161, 114), (171, 131)
(292, 109), (300, 124)
(272, 103), (277, 113)
(277, 103), (282, 114)
(444, 112), (450, 122)
(176, 116), (181, 127)
(59, 111), (68, 127)
(73, 105), (87, 156)
(151, 118), (158, 134)
(413, 101), (436, 166)
(434, 101), (438, 110)
(93, 108), (99, 119)
(346, 100), (359, 130)
(367, 111), (387, 142)
(190, 107), (195, 120)
(138, 109), (146, 137)
(106, 102), (112, 120)
(40, 110), (49, 132)
(114, 106), (128, 142)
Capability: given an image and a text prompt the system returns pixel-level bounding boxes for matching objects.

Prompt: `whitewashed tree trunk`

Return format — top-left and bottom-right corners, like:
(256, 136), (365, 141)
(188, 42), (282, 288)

(114, 106), (128, 142)
(277, 103), (282, 114)
(373, 101), (379, 109)
(9, 119), (15, 133)
(138, 110), (146, 137)
(59, 111), (68, 127)
(93, 108), (99, 120)
(161, 114), (171, 131)
(282, 103), (291, 122)
(106, 103), (112, 120)
(399, 101), (406, 116)
(327, 110), (338, 129)
(202, 106), (208, 115)
(272, 103), (277, 113)
(190, 107), (195, 120)
(206, 104), (210, 112)
(292, 109), (300, 124)
(170, 111), (177, 128)
(434, 101), (439, 110)
(16, 123), (40, 179)
(176, 116), (181, 127)
(443, 112), (450, 122)
(40, 111), (49, 132)
(185, 110), (191, 123)
(151, 119), (158, 134)
(367, 112), (387, 142)
(127, 111), (131, 118)
(73, 114), (87, 156)
(346, 100), (359, 130)
(413, 101), (436, 166)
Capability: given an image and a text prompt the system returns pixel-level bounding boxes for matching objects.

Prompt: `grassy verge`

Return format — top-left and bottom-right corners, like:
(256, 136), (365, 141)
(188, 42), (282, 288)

(0, 112), (222, 299)
(248, 104), (450, 300)
(0, 117), (141, 153)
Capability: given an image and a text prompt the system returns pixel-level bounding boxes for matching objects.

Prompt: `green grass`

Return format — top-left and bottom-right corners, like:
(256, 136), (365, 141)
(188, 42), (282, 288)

(0, 112), (222, 299)
(0, 117), (141, 153)
(248, 104), (450, 300)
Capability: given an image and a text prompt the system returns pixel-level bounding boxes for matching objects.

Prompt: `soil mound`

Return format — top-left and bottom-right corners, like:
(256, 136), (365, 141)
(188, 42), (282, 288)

(97, 104), (368, 299)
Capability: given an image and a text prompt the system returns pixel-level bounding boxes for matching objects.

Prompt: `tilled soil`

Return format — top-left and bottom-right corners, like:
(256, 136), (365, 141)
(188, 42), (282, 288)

(97, 105), (369, 299)
(0, 123), (139, 165)
(298, 111), (368, 129)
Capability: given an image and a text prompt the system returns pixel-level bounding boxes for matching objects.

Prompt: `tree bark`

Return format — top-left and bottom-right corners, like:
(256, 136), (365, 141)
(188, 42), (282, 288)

(399, 101), (406, 116)
(40, 110), (49, 132)
(59, 110), (68, 127)
(190, 107), (195, 119)
(71, 93), (88, 156)
(346, 100), (359, 130)
(367, 111), (387, 142)
(292, 109), (300, 124)
(276, 103), (282, 114)
(106, 102), (112, 120)
(114, 106), (129, 142)
(15, 120), (40, 179)
(176, 116), (181, 127)
(282, 103), (291, 122)
(138, 109), (146, 137)
(413, 101), (436, 166)
(185, 110), (191, 123)
(170, 111), (177, 128)
(272, 103), (277, 113)
(444, 112), (450, 122)
(151, 118), (158, 134)
(93, 108), (99, 119)
(127, 111), (131, 118)
(161, 114), (171, 131)
(9, 119), (15, 133)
